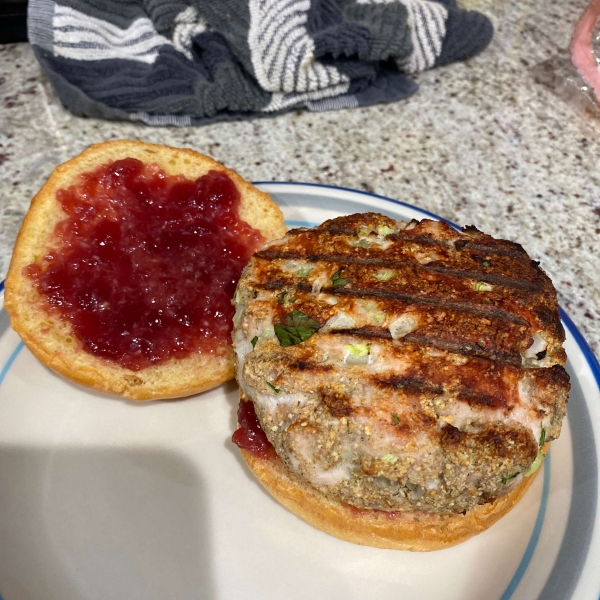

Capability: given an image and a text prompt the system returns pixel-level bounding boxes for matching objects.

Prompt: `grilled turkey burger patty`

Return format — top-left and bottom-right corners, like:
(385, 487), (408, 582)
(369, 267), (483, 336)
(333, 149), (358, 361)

(232, 214), (569, 544)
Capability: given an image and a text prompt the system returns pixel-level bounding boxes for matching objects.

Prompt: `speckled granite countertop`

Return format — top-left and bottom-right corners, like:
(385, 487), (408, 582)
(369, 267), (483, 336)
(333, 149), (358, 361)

(0, 0), (598, 357)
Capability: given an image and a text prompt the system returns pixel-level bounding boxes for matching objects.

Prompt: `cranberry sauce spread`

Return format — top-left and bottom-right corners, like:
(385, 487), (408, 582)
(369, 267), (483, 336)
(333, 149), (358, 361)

(25, 158), (265, 371)
(232, 399), (275, 459)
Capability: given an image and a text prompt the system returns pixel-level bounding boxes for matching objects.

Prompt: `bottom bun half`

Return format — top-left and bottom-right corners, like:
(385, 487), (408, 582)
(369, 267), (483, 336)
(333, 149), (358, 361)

(239, 448), (543, 552)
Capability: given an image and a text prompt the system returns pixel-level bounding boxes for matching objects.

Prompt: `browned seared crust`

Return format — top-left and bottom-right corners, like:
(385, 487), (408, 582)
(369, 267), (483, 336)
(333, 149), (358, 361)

(252, 214), (566, 365)
(234, 213), (569, 530)
(240, 447), (544, 551)
(5, 140), (286, 400)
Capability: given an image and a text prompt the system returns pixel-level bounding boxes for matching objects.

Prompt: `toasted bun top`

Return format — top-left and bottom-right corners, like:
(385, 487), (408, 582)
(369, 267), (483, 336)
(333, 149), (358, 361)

(5, 140), (286, 400)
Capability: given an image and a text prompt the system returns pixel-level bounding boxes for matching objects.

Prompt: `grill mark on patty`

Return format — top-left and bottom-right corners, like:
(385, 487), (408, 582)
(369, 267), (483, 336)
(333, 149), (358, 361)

(424, 265), (540, 291)
(327, 327), (521, 365)
(399, 387), (512, 414)
(452, 239), (525, 257)
(289, 359), (333, 373)
(278, 357), (524, 414)
(332, 288), (529, 326)
(286, 227), (527, 259)
(375, 375), (443, 395)
(403, 333), (521, 366)
(256, 279), (529, 326)
(254, 250), (541, 292)
(456, 390), (508, 411)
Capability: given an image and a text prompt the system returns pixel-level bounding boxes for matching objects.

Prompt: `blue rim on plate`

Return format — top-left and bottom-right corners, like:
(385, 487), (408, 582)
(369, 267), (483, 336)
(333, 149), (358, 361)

(253, 181), (459, 228)
(0, 182), (598, 600)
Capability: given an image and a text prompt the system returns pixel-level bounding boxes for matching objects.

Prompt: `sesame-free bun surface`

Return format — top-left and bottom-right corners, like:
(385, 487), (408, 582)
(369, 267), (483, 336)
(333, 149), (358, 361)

(5, 140), (286, 400)
(240, 447), (544, 552)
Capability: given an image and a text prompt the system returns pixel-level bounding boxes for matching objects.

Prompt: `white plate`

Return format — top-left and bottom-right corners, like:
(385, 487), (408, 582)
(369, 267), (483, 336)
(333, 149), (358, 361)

(0, 182), (598, 600)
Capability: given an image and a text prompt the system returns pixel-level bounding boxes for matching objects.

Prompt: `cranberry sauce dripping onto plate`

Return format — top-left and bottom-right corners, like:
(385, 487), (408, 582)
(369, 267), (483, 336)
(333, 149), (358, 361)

(232, 398), (275, 459)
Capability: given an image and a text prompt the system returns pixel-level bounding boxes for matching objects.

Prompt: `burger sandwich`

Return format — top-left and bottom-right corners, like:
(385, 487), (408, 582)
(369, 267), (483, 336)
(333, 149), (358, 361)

(231, 214), (569, 551)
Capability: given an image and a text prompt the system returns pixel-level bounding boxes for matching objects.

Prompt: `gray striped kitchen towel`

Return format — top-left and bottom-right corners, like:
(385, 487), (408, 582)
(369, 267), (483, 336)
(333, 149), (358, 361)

(28, 0), (493, 126)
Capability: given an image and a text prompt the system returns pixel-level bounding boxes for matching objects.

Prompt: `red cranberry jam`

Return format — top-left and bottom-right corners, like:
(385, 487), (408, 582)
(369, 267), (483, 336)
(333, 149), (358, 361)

(232, 399), (275, 459)
(25, 158), (265, 371)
